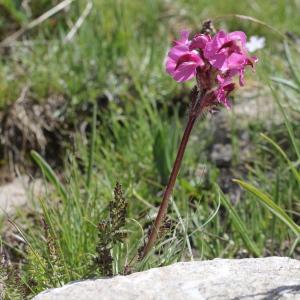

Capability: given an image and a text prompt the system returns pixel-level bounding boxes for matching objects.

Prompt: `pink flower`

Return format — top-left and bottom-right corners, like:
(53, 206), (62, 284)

(204, 31), (257, 85)
(165, 31), (205, 82)
(165, 29), (258, 108)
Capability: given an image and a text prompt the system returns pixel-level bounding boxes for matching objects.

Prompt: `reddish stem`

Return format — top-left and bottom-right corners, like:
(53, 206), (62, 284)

(141, 113), (198, 258)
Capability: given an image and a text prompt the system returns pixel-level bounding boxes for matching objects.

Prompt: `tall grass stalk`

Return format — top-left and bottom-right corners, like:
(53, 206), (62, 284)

(87, 101), (98, 189)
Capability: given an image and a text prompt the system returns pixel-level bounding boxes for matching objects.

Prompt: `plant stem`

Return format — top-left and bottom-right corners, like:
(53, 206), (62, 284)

(142, 113), (197, 258)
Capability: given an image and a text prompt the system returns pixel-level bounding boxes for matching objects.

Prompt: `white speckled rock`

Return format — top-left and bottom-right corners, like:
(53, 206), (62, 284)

(34, 257), (300, 300)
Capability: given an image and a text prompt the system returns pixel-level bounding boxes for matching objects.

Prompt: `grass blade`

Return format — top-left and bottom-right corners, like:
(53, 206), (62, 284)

(270, 77), (300, 93)
(233, 179), (300, 236)
(0, 0), (75, 47)
(269, 84), (300, 160)
(284, 41), (300, 87)
(31, 150), (67, 202)
(260, 133), (300, 184)
(171, 198), (193, 260)
(86, 101), (97, 189)
(218, 188), (260, 257)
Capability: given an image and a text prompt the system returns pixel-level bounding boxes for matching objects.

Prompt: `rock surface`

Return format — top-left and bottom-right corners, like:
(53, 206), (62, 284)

(34, 257), (300, 300)
(230, 87), (281, 127)
(0, 176), (42, 215)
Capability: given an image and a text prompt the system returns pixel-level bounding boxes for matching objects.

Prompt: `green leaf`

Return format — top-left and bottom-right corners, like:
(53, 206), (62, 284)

(233, 179), (300, 236)
(31, 150), (68, 202)
(153, 128), (171, 185)
(153, 120), (179, 185)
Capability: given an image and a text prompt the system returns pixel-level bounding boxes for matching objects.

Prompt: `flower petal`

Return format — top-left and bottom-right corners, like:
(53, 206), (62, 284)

(190, 34), (210, 50)
(168, 45), (190, 60)
(173, 62), (198, 82)
(228, 31), (247, 46)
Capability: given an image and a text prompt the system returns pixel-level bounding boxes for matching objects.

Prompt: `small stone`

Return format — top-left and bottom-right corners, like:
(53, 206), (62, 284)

(210, 143), (232, 167)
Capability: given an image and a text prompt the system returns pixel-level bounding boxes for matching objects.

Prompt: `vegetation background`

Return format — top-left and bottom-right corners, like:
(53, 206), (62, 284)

(0, 0), (299, 298)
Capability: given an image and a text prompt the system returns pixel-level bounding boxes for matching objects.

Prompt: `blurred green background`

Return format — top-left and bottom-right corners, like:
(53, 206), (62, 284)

(0, 1), (299, 298)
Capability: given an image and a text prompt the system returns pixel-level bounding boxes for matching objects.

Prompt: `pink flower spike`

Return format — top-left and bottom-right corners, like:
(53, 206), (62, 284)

(165, 29), (258, 103)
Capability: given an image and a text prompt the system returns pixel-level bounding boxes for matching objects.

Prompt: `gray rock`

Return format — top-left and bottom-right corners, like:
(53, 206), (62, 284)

(226, 88), (282, 127)
(210, 143), (233, 167)
(0, 176), (43, 215)
(34, 257), (300, 300)
(0, 283), (3, 300)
